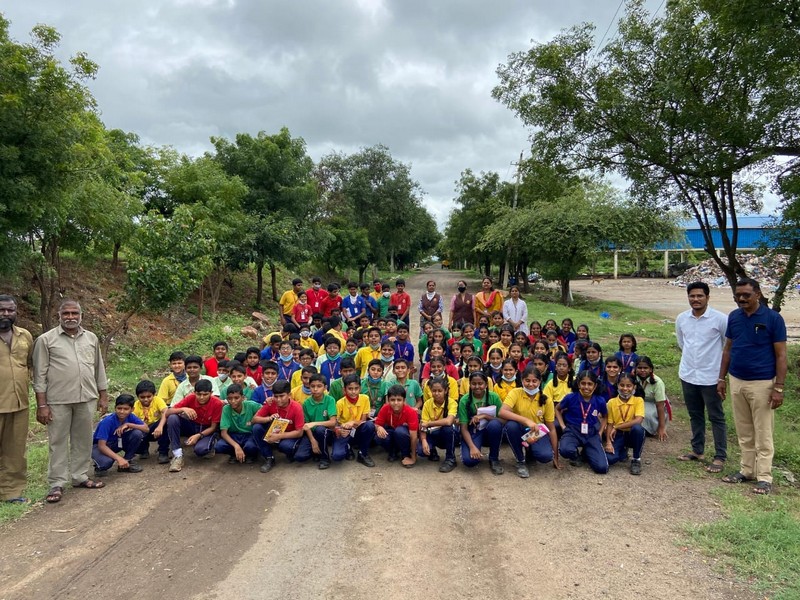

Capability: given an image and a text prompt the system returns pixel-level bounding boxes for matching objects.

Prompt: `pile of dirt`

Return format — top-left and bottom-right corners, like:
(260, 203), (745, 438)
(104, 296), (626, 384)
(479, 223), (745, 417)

(670, 253), (800, 291)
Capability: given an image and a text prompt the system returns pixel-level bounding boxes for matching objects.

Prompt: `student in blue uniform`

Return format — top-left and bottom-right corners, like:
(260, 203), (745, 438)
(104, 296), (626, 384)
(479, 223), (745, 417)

(615, 333), (639, 374)
(92, 394), (149, 476)
(557, 370), (609, 474)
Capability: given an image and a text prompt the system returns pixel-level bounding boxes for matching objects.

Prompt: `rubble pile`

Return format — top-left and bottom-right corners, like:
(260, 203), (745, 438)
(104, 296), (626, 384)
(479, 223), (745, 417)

(671, 253), (800, 290)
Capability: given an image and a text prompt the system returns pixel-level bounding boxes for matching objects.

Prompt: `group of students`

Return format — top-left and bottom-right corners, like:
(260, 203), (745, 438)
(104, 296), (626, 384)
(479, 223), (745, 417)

(91, 278), (671, 480)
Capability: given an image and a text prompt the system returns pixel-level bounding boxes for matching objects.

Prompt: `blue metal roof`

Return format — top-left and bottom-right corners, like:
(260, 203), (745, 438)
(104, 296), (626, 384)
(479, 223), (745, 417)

(658, 215), (780, 250)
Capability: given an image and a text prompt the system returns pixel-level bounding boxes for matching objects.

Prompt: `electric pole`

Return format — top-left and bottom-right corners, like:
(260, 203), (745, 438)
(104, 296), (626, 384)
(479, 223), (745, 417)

(501, 151), (524, 289)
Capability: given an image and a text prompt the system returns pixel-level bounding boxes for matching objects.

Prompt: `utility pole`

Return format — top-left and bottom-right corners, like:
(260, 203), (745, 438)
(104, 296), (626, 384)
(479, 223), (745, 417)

(501, 151), (524, 289)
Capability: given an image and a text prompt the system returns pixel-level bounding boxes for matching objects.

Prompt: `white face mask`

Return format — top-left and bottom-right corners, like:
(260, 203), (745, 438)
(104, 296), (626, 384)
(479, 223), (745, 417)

(523, 386), (540, 396)
(218, 373), (229, 381)
(383, 292), (390, 298)
(300, 331), (311, 338)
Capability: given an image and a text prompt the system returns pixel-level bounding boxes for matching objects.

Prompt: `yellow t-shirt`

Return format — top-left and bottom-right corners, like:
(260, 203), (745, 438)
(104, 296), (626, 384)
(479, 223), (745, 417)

(336, 394), (371, 423)
(291, 385), (312, 404)
(458, 377), (494, 396)
(488, 341), (511, 358)
(355, 346), (381, 378)
(133, 397), (168, 425)
(503, 387), (555, 424)
(299, 337), (319, 355)
(279, 290), (298, 316)
(156, 373), (180, 406)
(494, 380), (518, 402)
(421, 397), (458, 423)
(606, 396), (646, 426)
(422, 376), (459, 403)
(543, 376), (571, 404)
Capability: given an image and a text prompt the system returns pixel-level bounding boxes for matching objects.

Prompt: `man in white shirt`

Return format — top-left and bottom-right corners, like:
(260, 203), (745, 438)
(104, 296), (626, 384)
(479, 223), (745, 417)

(675, 281), (729, 472)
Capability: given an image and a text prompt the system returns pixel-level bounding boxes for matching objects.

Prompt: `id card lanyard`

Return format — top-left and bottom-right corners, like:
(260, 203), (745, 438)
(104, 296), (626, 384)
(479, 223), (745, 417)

(580, 399), (592, 435)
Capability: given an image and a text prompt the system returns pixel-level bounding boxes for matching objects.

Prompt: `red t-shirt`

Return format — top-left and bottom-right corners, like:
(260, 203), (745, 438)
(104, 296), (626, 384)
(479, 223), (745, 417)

(292, 302), (312, 324)
(255, 400), (305, 432)
(173, 393), (224, 427)
(320, 294), (342, 318)
(421, 362), (460, 381)
(204, 357), (221, 377)
(306, 288), (326, 313)
(390, 291), (411, 317)
(375, 403), (419, 431)
(246, 365), (263, 386)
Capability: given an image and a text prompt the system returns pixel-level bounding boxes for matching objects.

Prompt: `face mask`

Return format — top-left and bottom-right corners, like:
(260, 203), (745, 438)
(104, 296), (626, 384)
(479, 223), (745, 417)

(313, 284), (321, 289)
(374, 285), (381, 293)
(326, 352), (340, 361)
(523, 386), (540, 396)
(618, 390), (633, 400)
(302, 385), (311, 394)
(382, 292), (390, 298)
(218, 373), (228, 382)
(452, 331), (461, 338)
(370, 343), (380, 351)
(280, 353), (293, 362)
(501, 374), (516, 383)
(458, 286), (466, 293)
(381, 355), (393, 363)
(300, 331), (310, 338)
(344, 350), (357, 358)
(368, 375), (382, 384)
(490, 363), (501, 371)
(174, 371), (187, 383)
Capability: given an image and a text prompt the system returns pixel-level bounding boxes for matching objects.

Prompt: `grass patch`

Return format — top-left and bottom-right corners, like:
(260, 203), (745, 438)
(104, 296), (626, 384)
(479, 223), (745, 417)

(686, 487), (800, 600)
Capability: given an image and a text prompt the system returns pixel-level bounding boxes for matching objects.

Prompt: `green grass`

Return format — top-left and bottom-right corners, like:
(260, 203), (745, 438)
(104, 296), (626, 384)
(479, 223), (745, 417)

(686, 487), (800, 600)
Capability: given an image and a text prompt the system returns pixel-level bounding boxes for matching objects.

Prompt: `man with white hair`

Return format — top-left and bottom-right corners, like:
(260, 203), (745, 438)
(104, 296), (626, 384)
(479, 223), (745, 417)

(33, 300), (109, 503)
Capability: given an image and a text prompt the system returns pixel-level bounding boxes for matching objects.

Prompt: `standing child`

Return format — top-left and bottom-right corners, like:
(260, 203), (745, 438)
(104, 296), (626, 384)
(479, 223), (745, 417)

(291, 291), (313, 329)
(132, 380), (169, 463)
(458, 371), (505, 475)
(92, 394), (149, 476)
(162, 379), (224, 473)
(299, 374), (338, 469)
(604, 373), (646, 475)
(333, 374), (377, 467)
(635, 356), (670, 441)
(418, 378), (458, 472)
(615, 333), (639, 374)
(215, 384), (260, 464)
(390, 279), (412, 325)
(306, 277), (326, 315)
(557, 370), (609, 474)
(374, 385), (419, 467)
(156, 351), (187, 406)
(500, 368), (560, 478)
(251, 380), (306, 472)
(171, 355), (220, 405)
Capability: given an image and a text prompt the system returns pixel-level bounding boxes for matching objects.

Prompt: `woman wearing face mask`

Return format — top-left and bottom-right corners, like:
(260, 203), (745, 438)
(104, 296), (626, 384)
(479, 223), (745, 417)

(449, 280), (474, 328)
(500, 367), (561, 478)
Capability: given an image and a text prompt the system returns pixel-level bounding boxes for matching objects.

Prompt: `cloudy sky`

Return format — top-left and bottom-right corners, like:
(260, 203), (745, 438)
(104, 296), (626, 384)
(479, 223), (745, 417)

(3, 0), (668, 227)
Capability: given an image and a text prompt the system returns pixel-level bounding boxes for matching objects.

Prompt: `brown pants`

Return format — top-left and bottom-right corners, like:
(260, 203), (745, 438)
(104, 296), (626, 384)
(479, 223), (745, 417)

(730, 376), (775, 483)
(0, 408), (29, 500)
(47, 401), (96, 488)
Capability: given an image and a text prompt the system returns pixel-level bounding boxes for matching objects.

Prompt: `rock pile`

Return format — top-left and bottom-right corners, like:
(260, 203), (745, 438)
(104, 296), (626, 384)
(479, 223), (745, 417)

(670, 253), (800, 290)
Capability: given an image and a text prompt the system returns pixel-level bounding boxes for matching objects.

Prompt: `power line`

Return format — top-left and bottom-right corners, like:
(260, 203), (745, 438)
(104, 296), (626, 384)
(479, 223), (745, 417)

(591, 0), (625, 61)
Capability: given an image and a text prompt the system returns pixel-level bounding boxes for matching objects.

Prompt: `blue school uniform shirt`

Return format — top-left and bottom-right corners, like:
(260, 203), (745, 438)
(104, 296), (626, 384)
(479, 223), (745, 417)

(362, 295), (378, 319)
(319, 357), (342, 386)
(726, 304), (787, 380)
(393, 340), (415, 363)
(341, 295), (366, 320)
(252, 384), (275, 405)
(260, 347), (276, 361)
(93, 413), (144, 445)
(276, 360), (301, 382)
(559, 392), (607, 436)
(614, 351), (639, 374)
(578, 359), (605, 380)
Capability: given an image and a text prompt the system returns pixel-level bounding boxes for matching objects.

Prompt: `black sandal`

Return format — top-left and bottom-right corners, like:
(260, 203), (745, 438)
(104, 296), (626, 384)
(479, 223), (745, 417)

(753, 481), (772, 495)
(721, 471), (753, 484)
(46, 486), (64, 503)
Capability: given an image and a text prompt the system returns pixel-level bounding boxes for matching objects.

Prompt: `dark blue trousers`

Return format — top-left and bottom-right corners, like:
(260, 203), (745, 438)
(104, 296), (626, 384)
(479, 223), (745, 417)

(606, 424), (646, 464)
(417, 425), (457, 461)
(461, 419), (503, 467)
(375, 425), (412, 458)
(332, 421), (376, 461)
(215, 431), (259, 458)
(294, 426), (332, 462)
(252, 423), (301, 459)
(166, 414), (216, 456)
(559, 426), (609, 474)
(92, 429), (145, 471)
(504, 421), (553, 463)
(137, 421), (169, 455)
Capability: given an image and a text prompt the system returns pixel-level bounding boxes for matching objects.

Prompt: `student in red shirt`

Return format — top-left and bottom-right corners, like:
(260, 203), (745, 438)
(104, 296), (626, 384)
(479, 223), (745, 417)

(291, 291), (313, 328)
(390, 279), (412, 326)
(245, 347), (263, 386)
(162, 379), (223, 473)
(251, 380), (305, 473)
(374, 384), (419, 467)
(204, 341), (228, 377)
(320, 283), (343, 318)
(305, 277), (326, 314)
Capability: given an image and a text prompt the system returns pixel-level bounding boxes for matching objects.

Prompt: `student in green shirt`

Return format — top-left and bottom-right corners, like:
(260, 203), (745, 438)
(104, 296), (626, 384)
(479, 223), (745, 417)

(458, 371), (504, 475)
(328, 357), (357, 400)
(379, 358), (423, 414)
(221, 363), (255, 400)
(215, 384), (260, 464)
(298, 374), (338, 469)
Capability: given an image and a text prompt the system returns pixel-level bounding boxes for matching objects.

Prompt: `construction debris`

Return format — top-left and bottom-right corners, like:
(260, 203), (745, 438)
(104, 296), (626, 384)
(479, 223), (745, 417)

(670, 253), (800, 291)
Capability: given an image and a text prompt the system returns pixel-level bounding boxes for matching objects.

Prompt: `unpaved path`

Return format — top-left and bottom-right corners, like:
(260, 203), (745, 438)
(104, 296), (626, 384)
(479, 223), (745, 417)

(0, 268), (761, 600)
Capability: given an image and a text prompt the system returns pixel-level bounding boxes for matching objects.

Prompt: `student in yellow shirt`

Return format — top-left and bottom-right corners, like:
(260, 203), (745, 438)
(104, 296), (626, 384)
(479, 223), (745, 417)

(488, 324), (515, 358)
(156, 351), (187, 406)
(494, 359), (521, 402)
(291, 349), (316, 389)
(355, 327), (382, 377)
(298, 324), (319, 355)
(418, 378), (458, 472)
(459, 356), (495, 396)
(332, 374), (376, 467)
(604, 373), (646, 475)
(291, 367), (316, 403)
(499, 367), (560, 478)
(279, 278), (303, 327)
(422, 357), (459, 404)
(542, 354), (573, 436)
(133, 380), (170, 462)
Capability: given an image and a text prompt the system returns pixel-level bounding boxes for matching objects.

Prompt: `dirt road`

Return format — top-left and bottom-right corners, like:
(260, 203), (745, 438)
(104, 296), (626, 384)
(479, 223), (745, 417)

(0, 268), (761, 600)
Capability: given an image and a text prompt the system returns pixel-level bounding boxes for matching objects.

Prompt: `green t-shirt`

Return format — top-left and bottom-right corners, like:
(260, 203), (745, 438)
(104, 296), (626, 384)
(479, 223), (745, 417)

(377, 295), (390, 317)
(361, 378), (385, 410)
(457, 391), (503, 425)
(221, 384), (253, 401)
(329, 378), (345, 400)
(220, 400), (260, 433)
(373, 378), (423, 414)
(303, 394), (337, 424)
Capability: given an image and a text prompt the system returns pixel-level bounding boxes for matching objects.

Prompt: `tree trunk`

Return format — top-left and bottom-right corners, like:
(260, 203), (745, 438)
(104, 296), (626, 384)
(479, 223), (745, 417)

(560, 278), (573, 306)
(390, 249), (395, 273)
(111, 241), (121, 270)
(358, 263), (368, 284)
(483, 258), (491, 278)
(206, 265), (227, 315)
(771, 243), (800, 312)
(521, 261), (530, 292)
(101, 308), (137, 361)
(270, 262), (278, 302)
(198, 284), (204, 321)
(32, 237), (61, 331)
(255, 260), (264, 308)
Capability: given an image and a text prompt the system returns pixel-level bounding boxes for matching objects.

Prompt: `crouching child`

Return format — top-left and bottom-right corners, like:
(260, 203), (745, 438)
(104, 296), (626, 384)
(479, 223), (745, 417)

(162, 379), (223, 473)
(92, 394), (150, 476)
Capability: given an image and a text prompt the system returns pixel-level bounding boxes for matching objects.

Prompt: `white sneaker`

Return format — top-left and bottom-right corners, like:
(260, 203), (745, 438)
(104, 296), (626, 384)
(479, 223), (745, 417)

(169, 455), (184, 472)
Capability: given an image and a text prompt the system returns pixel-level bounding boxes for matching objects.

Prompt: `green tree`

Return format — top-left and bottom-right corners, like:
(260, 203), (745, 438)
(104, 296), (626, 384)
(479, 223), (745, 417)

(493, 0), (800, 288)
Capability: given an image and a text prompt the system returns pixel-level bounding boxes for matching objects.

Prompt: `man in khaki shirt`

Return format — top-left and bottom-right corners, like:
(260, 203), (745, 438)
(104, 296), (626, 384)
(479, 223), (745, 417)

(0, 295), (34, 503)
(33, 300), (109, 503)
